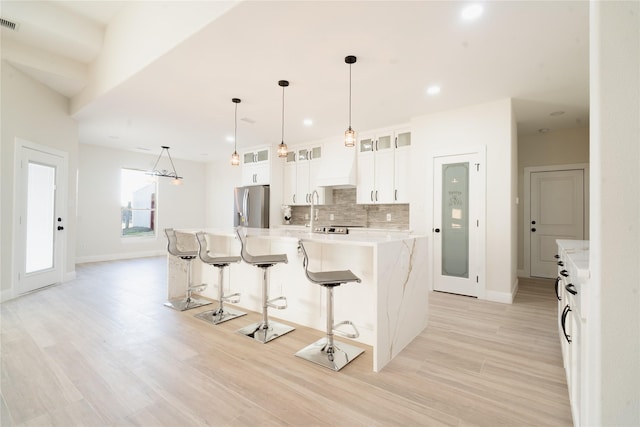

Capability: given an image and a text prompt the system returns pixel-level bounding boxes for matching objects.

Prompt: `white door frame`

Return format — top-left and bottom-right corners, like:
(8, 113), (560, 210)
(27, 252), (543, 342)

(13, 138), (68, 295)
(523, 163), (589, 278)
(431, 146), (486, 299)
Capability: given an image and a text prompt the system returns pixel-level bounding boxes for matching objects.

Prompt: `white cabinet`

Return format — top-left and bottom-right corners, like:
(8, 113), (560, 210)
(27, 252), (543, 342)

(556, 240), (590, 427)
(241, 147), (270, 185)
(282, 144), (327, 205)
(393, 129), (412, 203)
(357, 128), (411, 204)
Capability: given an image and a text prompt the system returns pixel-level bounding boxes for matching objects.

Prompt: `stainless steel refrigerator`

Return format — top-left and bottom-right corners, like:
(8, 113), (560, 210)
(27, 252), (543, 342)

(233, 185), (270, 228)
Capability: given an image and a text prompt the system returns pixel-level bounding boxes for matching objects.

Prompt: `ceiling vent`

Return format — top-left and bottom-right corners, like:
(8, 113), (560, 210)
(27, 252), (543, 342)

(0, 18), (20, 31)
(0, 17), (20, 31)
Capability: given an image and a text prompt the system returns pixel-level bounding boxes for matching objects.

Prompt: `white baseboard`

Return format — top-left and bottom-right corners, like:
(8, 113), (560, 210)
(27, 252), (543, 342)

(485, 287), (516, 304)
(75, 250), (166, 265)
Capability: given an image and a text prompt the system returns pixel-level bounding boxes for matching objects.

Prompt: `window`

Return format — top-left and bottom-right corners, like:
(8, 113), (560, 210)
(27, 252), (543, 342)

(121, 169), (156, 238)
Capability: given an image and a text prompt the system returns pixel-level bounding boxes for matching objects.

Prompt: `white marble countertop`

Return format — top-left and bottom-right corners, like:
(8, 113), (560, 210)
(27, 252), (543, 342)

(192, 226), (425, 247)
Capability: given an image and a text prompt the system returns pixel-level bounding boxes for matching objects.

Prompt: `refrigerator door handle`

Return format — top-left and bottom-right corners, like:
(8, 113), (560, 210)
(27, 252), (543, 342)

(242, 189), (249, 225)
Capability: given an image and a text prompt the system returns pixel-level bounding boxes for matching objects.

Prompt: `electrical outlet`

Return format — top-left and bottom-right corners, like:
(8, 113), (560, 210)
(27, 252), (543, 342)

(386, 213), (392, 222)
(329, 213), (335, 221)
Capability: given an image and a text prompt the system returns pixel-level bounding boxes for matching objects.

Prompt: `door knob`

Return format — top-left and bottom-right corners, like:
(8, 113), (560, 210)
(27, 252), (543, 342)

(531, 220), (536, 225)
(434, 228), (441, 233)
(57, 226), (64, 230)
(531, 228), (536, 232)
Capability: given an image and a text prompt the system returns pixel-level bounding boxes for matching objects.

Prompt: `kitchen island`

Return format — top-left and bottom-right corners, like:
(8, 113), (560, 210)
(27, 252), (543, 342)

(167, 227), (428, 372)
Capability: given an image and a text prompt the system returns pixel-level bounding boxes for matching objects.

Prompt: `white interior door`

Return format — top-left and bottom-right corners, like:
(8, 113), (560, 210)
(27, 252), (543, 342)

(530, 169), (584, 278)
(15, 143), (67, 294)
(433, 153), (483, 297)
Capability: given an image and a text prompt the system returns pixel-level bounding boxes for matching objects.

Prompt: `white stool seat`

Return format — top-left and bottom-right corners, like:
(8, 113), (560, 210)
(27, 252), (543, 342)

(295, 240), (364, 371)
(164, 228), (211, 311)
(234, 226), (295, 343)
(193, 232), (246, 325)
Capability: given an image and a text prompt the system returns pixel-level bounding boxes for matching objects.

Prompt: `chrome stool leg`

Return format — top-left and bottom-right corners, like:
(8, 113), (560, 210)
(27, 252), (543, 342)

(195, 265), (246, 325)
(164, 256), (212, 311)
(236, 267), (295, 343)
(295, 286), (364, 371)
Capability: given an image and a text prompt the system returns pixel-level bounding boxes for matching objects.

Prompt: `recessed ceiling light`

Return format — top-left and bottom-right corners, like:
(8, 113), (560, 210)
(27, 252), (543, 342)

(538, 128), (550, 133)
(426, 85), (441, 95)
(461, 4), (484, 21)
(550, 111), (565, 116)
(303, 118), (313, 126)
(226, 135), (234, 143)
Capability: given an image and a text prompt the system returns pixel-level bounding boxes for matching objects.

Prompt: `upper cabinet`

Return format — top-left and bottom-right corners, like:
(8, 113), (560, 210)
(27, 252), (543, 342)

(241, 146), (270, 186)
(393, 129), (411, 203)
(356, 127), (411, 204)
(282, 144), (328, 205)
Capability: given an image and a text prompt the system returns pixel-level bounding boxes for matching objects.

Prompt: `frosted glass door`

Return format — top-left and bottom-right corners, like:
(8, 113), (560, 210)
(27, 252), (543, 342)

(17, 143), (66, 294)
(26, 162), (56, 273)
(441, 162), (469, 278)
(433, 152), (484, 298)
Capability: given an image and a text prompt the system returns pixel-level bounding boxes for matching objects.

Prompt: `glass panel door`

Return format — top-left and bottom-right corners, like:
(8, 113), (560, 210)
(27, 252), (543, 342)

(441, 162), (469, 278)
(25, 162), (56, 273)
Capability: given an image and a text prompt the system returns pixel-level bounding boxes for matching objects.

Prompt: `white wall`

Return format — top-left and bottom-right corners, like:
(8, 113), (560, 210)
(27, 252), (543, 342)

(517, 127), (590, 271)
(409, 99), (516, 301)
(205, 157), (241, 228)
(589, 1), (640, 424)
(1, 61), (78, 296)
(76, 144), (206, 263)
(72, 1), (237, 114)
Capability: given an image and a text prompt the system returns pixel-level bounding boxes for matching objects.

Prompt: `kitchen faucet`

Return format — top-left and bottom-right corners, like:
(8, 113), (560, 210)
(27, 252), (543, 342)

(309, 190), (319, 230)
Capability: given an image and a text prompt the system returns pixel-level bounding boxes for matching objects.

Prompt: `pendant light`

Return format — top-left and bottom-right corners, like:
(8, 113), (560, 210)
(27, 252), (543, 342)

(148, 146), (183, 185)
(344, 55), (357, 147)
(230, 98), (241, 166)
(277, 80), (289, 158)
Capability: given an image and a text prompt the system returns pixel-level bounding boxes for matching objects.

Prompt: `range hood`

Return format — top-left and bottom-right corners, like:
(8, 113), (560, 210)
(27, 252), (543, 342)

(315, 141), (357, 187)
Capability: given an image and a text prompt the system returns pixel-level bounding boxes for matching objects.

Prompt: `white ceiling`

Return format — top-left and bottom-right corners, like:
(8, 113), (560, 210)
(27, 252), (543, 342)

(1, 1), (590, 162)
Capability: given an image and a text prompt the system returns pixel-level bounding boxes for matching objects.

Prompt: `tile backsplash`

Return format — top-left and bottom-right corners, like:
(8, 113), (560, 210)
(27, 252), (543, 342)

(286, 188), (409, 230)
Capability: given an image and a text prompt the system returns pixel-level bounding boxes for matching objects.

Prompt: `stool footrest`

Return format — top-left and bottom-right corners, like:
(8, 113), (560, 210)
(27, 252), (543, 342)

(222, 292), (241, 304)
(266, 296), (288, 310)
(333, 320), (359, 339)
(188, 283), (207, 293)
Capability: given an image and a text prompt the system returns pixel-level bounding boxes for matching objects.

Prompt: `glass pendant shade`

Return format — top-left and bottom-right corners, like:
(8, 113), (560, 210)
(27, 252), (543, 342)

(230, 150), (240, 166)
(345, 127), (356, 147)
(277, 141), (288, 157)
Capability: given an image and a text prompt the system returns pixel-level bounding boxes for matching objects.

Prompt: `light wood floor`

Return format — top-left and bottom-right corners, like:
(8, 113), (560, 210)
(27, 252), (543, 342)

(1, 257), (572, 426)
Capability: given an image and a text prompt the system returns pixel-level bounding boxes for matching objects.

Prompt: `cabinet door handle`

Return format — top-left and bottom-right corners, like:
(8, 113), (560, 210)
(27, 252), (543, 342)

(565, 284), (577, 295)
(561, 305), (572, 343)
(395, 136), (398, 148)
(555, 277), (562, 301)
(557, 261), (564, 266)
(560, 269), (569, 277)
(293, 194), (296, 204)
(394, 189), (398, 201)
(370, 190), (374, 202)
(375, 190), (378, 201)
(554, 254), (560, 259)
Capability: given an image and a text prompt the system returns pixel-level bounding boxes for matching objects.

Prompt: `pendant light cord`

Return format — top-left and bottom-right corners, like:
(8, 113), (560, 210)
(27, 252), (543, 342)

(234, 102), (238, 151)
(348, 63), (352, 128)
(281, 85), (285, 143)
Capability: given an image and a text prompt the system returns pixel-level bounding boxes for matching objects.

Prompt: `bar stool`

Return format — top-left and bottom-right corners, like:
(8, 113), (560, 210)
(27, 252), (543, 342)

(234, 226), (295, 343)
(164, 228), (211, 311)
(194, 231), (246, 325)
(295, 240), (364, 371)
